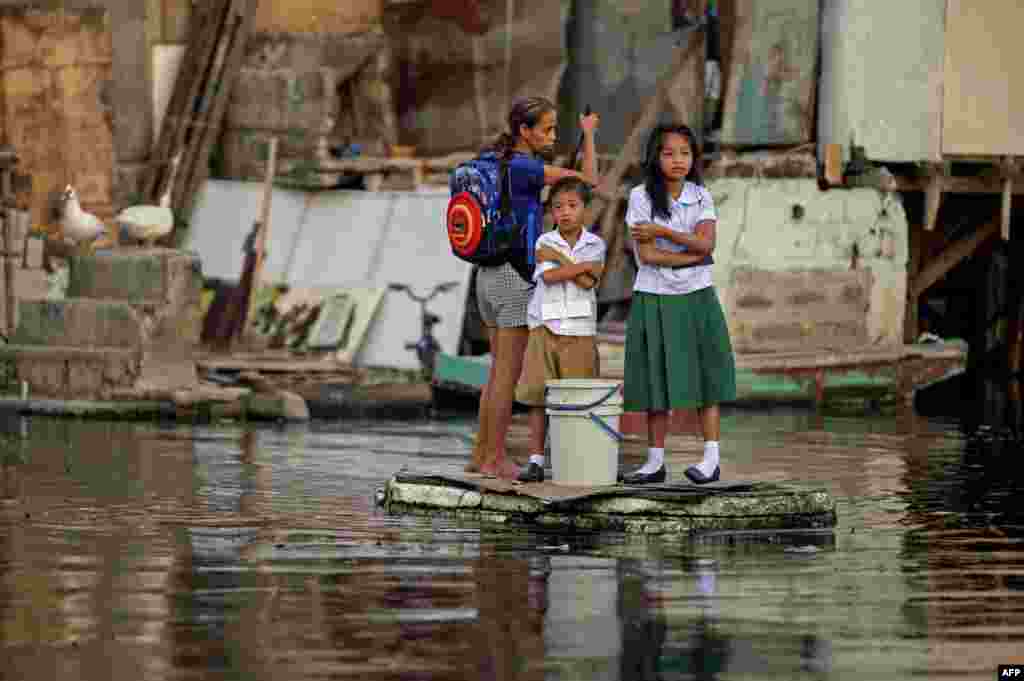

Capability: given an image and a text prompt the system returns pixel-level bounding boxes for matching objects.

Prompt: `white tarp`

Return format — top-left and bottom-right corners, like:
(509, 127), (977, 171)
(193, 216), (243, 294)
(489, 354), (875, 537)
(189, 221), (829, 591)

(186, 181), (472, 369)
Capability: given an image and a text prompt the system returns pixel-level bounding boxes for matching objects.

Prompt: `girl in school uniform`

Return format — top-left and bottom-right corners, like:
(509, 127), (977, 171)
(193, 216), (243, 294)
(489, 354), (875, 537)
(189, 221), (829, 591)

(621, 123), (737, 485)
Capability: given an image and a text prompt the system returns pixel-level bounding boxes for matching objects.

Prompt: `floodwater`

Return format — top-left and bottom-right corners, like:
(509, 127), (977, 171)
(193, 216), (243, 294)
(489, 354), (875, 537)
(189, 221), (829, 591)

(1, 404), (1022, 680)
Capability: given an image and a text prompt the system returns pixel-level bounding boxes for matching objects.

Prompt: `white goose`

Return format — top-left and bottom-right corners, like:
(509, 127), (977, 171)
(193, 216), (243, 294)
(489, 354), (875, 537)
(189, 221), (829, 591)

(61, 185), (107, 247)
(116, 152), (181, 248)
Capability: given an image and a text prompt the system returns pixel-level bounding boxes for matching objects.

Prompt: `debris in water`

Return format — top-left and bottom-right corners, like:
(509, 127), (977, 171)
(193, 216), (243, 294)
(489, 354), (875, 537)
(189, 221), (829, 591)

(784, 545), (820, 554)
(375, 489), (386, 506)
(540, 544), (570, 552)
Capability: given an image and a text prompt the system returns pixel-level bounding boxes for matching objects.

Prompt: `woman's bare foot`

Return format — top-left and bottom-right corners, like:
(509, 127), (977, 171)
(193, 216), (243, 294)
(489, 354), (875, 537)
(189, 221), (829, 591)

(464, 434), (486, 473)
(481, 458), (520, 480)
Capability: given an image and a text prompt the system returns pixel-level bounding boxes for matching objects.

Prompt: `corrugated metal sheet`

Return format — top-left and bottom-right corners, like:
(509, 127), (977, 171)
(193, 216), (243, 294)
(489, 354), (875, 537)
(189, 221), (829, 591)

(817, 0), (944, 163)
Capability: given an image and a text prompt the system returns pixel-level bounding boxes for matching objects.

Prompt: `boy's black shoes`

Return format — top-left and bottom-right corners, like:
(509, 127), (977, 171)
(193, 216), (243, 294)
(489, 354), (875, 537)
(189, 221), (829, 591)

(622, 466), (666, 485)
(517, 462), (545, 483)
(684, 465), (720, 485)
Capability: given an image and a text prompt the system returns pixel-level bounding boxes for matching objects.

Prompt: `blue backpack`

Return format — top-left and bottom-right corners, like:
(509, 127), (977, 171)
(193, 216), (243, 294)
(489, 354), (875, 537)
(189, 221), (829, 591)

(446, 152), (532, 281)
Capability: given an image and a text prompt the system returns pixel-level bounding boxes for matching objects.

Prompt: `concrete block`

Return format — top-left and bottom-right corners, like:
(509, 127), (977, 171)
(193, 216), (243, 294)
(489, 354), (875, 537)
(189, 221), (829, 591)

(12, 299), (146, 348)
(63, 249), (203, 351)
(5, 346), (142, 400)
(67, 249), (202, 305)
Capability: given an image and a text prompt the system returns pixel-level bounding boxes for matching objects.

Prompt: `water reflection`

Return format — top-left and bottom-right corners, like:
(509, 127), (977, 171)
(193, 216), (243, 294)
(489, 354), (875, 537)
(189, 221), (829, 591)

(0, 410), (1023, 679)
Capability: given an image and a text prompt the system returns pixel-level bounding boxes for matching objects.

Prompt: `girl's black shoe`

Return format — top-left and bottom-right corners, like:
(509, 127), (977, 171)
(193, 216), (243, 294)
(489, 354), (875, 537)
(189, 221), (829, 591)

(622, 466), (667, 485)
(684, 465), (720, 485)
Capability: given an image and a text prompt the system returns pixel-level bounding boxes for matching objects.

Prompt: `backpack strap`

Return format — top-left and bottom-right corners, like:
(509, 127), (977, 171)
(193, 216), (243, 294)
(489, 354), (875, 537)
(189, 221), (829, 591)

(498, 155), (511, 218)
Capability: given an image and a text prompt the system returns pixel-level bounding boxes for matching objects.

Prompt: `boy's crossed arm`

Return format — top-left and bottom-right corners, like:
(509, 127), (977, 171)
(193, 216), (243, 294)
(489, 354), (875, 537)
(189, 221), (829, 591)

(536, 245), (603, 289)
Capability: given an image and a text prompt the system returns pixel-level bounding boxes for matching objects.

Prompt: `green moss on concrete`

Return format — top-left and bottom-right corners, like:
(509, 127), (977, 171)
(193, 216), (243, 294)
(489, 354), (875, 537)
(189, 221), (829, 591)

(384, 477), (838, 534)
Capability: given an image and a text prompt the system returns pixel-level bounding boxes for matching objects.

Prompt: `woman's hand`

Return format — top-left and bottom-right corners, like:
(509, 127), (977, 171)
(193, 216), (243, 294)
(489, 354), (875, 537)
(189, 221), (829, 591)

(630, 222), (662, 243)
(579, 111), (600, 135)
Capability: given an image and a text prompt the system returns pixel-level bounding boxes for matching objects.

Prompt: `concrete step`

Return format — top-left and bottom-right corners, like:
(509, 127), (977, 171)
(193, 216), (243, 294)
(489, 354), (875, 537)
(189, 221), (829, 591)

(1, 344), (198, 400)
(11, 299), (147, 348)
(68, 248), (202, 306)
(0, 345), (141, 400)
(12, 290), (202, 353)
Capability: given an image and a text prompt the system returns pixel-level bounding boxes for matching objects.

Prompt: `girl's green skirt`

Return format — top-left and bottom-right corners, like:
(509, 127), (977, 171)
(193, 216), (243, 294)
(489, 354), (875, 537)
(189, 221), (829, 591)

(623, 288), (737, 412)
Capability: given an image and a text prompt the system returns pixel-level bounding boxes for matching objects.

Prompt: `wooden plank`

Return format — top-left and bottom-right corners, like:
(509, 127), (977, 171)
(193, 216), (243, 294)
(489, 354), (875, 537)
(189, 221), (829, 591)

(197, 358), (357, 373)
(822, 143), (843, 186)
(910, 219), (1000, 299)
(893, 173), (1024, 195)
(905, 219), (922, 343)
(923, 163), (948, 232)
(1001, 158), (1017, 242)
(174, 0), (238, 213)
(177, 0), (255, 224)
(145, 0), (228, 200)
(244, 136), (278, 328)
(600, 344), (965, 380)
(3, 209), (14, 334)
(1002, 175), (1013, 242)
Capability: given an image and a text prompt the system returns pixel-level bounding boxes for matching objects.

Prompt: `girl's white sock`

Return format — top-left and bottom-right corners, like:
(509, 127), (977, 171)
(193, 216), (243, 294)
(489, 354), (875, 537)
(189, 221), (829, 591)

(636, 447), (665, 475)
(696, 441), (720, 477)
(528, 453), (545, 466)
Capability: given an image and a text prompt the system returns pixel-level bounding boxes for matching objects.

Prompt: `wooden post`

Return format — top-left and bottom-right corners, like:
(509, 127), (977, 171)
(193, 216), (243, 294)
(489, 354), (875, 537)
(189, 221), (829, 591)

(2, 209), (13, 336)
(243, 136), (278, 334)
(924, 161), (949, 232)
(245, 137), (278, 315)
(904, 219), (922, 343)
(822, 143), (844, 187)
(1001, 157), (1016, 242)
(1, 161), (12, 336)
(910, 219), (999, 300)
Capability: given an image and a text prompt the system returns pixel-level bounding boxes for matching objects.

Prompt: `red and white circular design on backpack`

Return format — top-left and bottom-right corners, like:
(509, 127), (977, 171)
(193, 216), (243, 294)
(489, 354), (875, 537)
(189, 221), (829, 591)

(446, 192), (484, 257)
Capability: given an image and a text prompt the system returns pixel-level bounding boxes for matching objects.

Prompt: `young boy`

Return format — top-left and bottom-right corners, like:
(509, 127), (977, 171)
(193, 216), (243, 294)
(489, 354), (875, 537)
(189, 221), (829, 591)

(515, 177), (607, 483)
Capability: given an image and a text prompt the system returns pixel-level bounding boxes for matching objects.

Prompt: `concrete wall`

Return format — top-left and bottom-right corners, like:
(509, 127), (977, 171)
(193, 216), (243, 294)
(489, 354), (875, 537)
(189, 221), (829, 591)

(708, 179), (908, 351)
(185, 181), (473, 370)
(818, 0), (945, 163)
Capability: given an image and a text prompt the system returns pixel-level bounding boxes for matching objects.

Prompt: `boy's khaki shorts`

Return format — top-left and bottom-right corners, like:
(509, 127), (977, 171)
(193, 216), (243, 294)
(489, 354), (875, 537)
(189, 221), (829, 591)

(515, 326), (600, 407)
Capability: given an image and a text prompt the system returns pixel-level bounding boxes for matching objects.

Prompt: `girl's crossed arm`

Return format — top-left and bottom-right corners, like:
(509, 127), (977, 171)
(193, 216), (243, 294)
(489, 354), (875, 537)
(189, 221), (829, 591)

(631, 220), (716, 255)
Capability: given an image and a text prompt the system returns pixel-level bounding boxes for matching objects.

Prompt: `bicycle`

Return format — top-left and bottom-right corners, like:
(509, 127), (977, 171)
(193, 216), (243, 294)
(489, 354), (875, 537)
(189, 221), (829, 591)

(388, 280), (460, 377)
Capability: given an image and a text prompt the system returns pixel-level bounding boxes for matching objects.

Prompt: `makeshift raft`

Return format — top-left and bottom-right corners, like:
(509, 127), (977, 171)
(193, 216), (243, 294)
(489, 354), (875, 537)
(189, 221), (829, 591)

(384, 472), (837, 534)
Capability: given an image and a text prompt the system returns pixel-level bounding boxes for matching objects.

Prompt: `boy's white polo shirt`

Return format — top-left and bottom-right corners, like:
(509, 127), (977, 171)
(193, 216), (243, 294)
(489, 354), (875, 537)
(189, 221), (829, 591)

(626, 182), (717, 296)
(527, 229), (606, 336)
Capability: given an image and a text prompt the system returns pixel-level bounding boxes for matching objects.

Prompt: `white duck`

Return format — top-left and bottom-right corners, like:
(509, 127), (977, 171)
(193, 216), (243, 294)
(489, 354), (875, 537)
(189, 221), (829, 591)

(61, 185), (107, 247)
(116, 152), (181, 247)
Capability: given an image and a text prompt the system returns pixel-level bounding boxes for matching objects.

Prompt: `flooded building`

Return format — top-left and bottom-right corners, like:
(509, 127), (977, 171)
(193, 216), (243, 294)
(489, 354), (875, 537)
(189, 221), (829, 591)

(1, 0), (1018, 402)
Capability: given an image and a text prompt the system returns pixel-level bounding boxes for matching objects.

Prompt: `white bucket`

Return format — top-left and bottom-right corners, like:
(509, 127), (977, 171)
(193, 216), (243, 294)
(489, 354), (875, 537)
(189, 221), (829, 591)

(545, 379), (623, 486)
